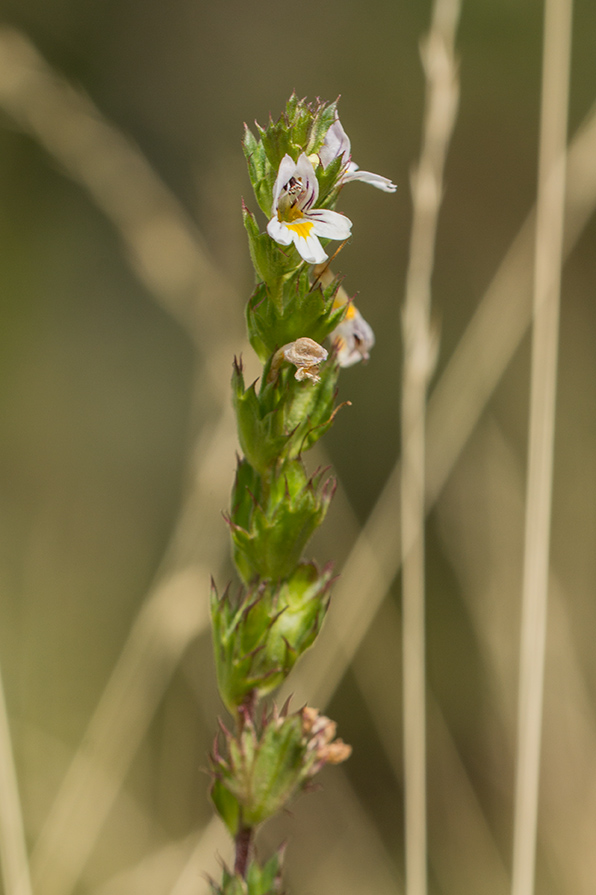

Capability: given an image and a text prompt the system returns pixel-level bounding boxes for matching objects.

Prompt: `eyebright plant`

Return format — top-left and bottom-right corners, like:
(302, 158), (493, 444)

(209, 95), (396, 895)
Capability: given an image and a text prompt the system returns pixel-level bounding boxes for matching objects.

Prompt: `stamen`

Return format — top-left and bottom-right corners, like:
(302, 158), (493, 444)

(286, 176), (303, 195)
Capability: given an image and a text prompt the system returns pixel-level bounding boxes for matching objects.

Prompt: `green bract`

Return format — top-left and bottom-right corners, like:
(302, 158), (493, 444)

(229, 459), (334, 584)
(210, 702), (347, 836)
(244, 272), (346, 362)
(208, 850), (284, 895)
(232, 357), (343, 475)
(211, 563), (332, 713)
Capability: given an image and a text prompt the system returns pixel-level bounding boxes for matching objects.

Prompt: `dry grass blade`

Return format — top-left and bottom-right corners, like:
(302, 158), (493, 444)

(308, 455), (508, 893)
(0, 661), (33, 895)
(351, 600), (509, 895)
(400, 1), (461, 892)
(436, 418), (596, 895)
(512, 0), (573, 891)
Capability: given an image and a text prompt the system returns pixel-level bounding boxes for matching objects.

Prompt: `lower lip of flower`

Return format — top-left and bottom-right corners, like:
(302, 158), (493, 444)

(284, 220), (314, 240)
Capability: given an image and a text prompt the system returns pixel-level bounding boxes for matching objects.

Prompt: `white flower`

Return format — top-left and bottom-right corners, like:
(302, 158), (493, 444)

(330, 301), (375, 367)
(267, 153), (352, 264)
(319, 117), (397, 193)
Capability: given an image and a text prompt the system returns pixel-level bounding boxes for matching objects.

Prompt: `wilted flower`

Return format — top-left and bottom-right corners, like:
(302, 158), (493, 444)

(320, 116), (397, 193)
(269, 337), (329, 383)
(267, 153), (352, 264)
(300, 706), (352, 776)
(330, 300), (375, 367)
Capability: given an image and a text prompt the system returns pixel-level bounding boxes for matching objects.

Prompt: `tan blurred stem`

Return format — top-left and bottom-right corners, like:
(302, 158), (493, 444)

(0, 662), (33, 895)
(437, 418), (596, 895)
(511, 0), (573, 893)
(400, 2), (461, 893)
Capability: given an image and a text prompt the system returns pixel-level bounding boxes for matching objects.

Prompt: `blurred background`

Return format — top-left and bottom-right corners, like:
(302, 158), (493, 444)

(0, 1), (595, 894)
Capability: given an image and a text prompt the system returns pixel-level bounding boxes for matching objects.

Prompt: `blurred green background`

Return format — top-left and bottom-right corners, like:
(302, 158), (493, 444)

(0, 1), (595, 894)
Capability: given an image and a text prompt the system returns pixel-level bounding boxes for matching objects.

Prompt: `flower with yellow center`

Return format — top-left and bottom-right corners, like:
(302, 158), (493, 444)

(267, 153), (352, 264)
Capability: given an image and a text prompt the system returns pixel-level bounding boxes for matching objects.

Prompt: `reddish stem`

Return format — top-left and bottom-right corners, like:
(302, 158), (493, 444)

(234, 826), (253, 878)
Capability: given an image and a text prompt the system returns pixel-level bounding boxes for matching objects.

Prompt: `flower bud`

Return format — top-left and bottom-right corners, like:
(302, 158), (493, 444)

(232, 353), (344, 477)
(210, 563), (333, 714)
(210, 703), (350, 833)
(208, 850), (285, 895)
(245, 271), (346, 364)
(228, 458), (335, 584)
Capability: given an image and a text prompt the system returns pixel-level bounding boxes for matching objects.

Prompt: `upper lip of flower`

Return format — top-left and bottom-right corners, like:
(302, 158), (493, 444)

(267, 153), (352, 264)
(319, 116), (397, 193)
(271, 153), (318, 219)
(318, 117), (351, 170)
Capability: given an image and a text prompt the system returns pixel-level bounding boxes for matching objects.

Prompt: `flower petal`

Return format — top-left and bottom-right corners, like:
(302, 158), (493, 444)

(295, 152), (319, 210)
(271, 154), (300, 212)
(343, 164), (397, 193)
(319, 117), (351, 169)
(331, 304), (375, 367)
(286, 222), (328, 264)
(309, 208), (352, 240)
(267, 216), (293, 246)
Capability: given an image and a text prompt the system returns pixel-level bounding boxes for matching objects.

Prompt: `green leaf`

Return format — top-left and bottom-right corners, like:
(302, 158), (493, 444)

(230, 459), (335, 583)
(243, 714), (305, 825)
(210, 777), (241, 837)
(232, 359), (288, 475)
(316, 153), (345, 208)
(210, 564), (333, 711)
(306, 97), (339, 155)
(258, 117), (295, 175)
(246, 850), (284, 895)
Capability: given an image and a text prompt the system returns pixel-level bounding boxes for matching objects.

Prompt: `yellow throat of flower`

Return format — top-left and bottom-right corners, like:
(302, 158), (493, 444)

(284, 220), (314, 239)
(332, 297), (357, 320)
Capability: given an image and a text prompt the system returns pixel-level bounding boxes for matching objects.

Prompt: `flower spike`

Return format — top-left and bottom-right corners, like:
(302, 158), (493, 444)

(210, 97), (387, 893)
(267, 153), (352, 263)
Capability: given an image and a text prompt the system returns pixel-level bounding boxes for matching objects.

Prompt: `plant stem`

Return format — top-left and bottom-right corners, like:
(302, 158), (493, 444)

(511, 0), (573, 893)
(234, 827), (253, 878)
(400, 3), (460, 895)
